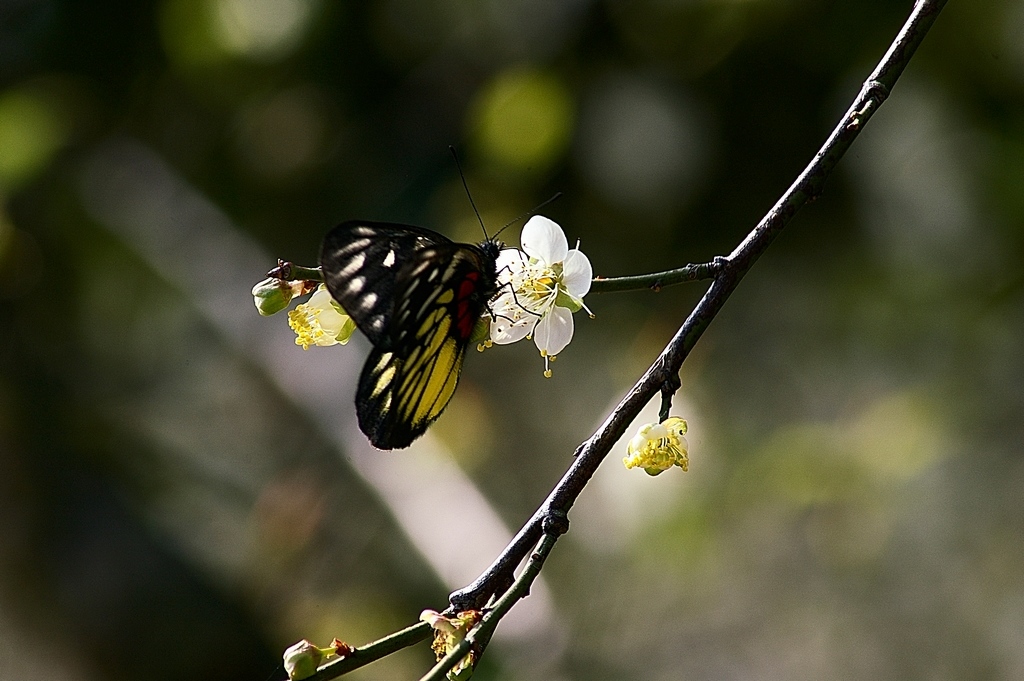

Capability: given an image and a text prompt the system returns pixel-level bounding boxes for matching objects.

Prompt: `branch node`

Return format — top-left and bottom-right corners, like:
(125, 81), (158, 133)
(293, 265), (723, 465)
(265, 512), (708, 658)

(846, 80), (891, 131)
(711, 255), (730, 277)
(864, 79), (890, 103)
(542, 509), (570, 537)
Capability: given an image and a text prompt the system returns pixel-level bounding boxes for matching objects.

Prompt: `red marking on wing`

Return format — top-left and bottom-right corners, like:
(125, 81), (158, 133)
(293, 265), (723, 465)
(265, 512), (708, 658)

(455, 271), (480, 339)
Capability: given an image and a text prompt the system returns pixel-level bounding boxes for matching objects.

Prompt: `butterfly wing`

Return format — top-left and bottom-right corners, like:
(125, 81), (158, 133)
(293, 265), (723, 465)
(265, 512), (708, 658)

(355, 243), (498, 450)
(320, 221), (452, 349)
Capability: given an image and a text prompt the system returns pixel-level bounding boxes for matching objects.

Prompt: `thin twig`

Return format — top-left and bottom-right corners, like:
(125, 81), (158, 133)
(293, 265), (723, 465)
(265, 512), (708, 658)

(589, 260), (720, 293)
(270, 258), (717, 294)
(302, 621), (432, 681)
(450, 0), (948, 612)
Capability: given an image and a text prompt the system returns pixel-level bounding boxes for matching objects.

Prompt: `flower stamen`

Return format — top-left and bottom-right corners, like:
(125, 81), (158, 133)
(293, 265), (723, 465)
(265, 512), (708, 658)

(623, 417), (689, 476)
(287, 285), (357, 349)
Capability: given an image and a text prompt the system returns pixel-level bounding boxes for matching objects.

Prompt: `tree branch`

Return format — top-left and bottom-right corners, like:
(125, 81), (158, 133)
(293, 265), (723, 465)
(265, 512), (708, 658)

(449, 0), (949, 612)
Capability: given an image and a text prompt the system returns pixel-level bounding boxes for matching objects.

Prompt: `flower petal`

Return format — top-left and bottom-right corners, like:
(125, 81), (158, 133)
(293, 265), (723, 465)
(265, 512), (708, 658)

(490, 313), (534, 345)
(521, 216), (567, 264)
(533, 305), (574, 356)
(307, 286), (335, 308)
(495, 248), (526, 278)
(562, 249), (593, 297)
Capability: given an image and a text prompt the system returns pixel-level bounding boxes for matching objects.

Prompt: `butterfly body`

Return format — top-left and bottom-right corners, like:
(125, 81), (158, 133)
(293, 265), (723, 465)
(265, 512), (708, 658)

(320, 221), (501, 450)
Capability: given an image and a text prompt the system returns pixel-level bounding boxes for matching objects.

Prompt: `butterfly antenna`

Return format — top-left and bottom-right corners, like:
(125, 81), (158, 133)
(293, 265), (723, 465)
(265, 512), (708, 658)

(449, 146), (489, 240)
(492, 191), (564, 240)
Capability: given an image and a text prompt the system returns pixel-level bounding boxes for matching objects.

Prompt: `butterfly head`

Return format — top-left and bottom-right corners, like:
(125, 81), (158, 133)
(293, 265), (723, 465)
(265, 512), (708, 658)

(478, 237), (504, 263)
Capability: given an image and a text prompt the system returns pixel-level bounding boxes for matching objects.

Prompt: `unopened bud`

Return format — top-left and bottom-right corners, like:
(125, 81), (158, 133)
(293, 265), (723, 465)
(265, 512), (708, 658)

(253, 277), (299, 316)
(283, 640), (323, 680)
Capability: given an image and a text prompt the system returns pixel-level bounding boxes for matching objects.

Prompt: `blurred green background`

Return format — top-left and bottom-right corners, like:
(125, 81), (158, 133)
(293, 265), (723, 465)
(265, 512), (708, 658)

(2, 0), (1024, 680)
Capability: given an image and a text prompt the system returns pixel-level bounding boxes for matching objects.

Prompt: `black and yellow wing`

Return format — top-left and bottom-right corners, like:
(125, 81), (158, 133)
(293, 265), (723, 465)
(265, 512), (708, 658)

(320, 221), (500, 450)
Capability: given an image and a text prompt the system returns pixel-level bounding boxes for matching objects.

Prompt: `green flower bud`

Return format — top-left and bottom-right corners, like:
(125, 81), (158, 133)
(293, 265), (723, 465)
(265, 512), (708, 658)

(252, 277), (297, 316)
(283, 640), (324, 680)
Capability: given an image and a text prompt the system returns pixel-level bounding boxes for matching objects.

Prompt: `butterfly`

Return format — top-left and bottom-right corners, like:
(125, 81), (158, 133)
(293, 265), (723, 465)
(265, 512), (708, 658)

(320, 221), (502, 450)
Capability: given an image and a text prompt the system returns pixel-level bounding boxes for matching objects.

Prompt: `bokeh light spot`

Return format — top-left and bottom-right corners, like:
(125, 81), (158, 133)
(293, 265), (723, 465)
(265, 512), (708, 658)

(160, 0), (318, 67)
(213, 0), (319, 61)
(470, 67), (574, 175)
(0, 87), (67, 189)
(576, 77), (708, 212)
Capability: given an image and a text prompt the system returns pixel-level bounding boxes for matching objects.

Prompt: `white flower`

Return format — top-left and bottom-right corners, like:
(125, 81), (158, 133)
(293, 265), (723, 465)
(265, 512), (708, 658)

(287, 285), (357, 349)
(489, 216), (592, 376)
